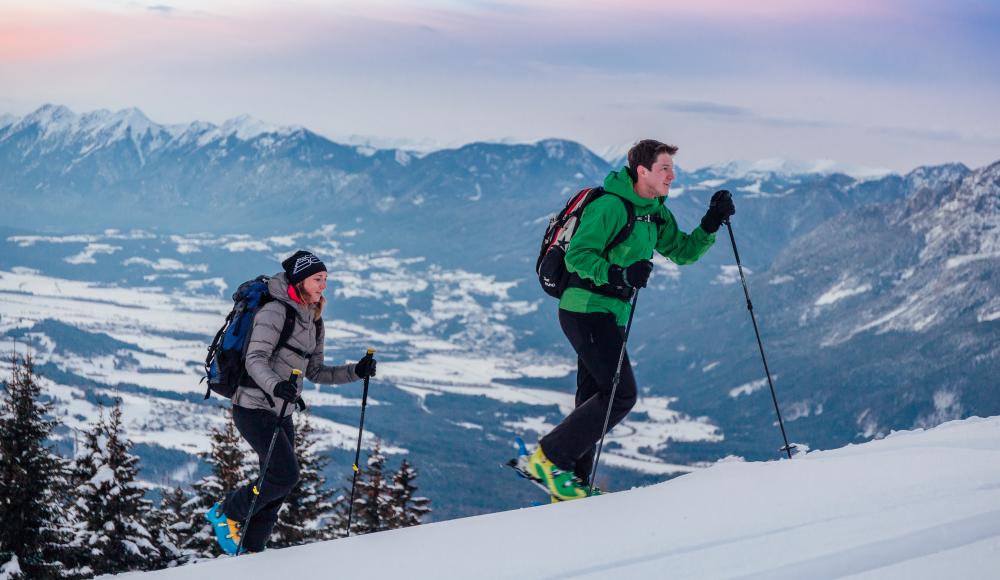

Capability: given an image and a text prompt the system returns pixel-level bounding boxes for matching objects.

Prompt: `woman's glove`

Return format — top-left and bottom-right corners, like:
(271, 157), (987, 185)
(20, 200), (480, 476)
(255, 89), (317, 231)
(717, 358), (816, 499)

(273, 380), (298, 403)
(354, 355), (377, 379)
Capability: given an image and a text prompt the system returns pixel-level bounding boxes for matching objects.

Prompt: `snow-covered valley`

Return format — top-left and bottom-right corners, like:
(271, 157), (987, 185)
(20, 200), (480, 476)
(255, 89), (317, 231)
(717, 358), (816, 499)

(0, 226), (722, 518)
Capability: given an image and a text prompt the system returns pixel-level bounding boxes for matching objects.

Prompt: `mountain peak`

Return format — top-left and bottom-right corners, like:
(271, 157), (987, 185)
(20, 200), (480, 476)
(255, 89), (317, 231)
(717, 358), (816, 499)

(0, 113), (18, 129)
(535, 138), (588, 160)
(701, 158), (893, 179)
(903, 162), (971, 192)
(23, 103), (76, 128)
(215, 114), (301, 140)
(15, 104), (167, 142)
(32, 103), (75, 118)
(112, 106), (154, 127)
(598, 142), (633, 167)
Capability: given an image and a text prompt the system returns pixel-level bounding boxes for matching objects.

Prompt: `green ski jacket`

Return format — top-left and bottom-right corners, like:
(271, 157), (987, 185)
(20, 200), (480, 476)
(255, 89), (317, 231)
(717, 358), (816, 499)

(559, 167), (716, 325)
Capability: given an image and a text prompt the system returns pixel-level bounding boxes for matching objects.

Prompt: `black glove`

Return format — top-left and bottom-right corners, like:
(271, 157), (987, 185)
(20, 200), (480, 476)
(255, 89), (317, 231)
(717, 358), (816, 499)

(608, 260), (653, 289)
(272, 380), (298, 403)
(700, 189), (736, 234)
(354, 355), (377, 379)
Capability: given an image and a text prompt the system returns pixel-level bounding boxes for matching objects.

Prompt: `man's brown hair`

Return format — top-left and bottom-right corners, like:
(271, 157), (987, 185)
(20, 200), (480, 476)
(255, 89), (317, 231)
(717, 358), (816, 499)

(627, 139), (678, 175)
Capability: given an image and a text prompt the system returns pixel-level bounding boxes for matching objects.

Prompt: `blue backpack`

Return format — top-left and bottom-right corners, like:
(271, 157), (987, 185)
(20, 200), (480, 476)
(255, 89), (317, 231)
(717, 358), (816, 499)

(202, 275), (320, 404)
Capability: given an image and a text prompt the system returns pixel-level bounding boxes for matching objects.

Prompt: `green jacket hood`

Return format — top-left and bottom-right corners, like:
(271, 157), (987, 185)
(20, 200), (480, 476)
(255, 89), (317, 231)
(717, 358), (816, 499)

(602, 167), (664, 209)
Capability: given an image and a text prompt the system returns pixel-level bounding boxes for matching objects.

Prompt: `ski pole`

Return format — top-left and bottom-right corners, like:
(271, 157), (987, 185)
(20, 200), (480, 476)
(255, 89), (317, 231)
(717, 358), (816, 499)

(236, 368), (299, 556)
(346, 347), (376, 537)
(588, 288), (640, 493)
(724, 219), (795, 459)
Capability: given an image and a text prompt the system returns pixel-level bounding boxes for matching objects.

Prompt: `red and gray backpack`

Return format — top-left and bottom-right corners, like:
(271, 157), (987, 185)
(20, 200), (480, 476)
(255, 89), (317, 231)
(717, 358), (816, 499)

(536, 187), (638, 299)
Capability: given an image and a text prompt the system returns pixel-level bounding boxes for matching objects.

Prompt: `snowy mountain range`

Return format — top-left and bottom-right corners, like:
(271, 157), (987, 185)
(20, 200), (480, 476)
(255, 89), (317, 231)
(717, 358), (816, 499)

(1, 105), (997, 521)
(635, 159), (999, 460)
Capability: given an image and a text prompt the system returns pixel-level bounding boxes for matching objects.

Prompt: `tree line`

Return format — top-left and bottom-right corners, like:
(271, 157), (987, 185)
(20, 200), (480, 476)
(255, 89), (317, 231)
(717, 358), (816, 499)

(0, 354), (430, 578)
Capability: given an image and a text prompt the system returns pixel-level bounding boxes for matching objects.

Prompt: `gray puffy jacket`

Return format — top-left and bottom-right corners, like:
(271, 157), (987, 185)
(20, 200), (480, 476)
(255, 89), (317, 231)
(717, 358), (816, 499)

(233, 272), (359, 417)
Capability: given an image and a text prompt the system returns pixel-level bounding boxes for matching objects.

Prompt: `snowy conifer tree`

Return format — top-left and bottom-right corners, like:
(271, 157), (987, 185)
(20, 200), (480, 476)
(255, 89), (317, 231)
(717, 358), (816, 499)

(69, 403), (161, 575)
(181, 410), (249, 559)
(270, 413), (339, 547)
(0, 354), (76, 579)
(149, 486), (191, 568)
(387, 459), (431, 529)
(344, 442), (393, 536)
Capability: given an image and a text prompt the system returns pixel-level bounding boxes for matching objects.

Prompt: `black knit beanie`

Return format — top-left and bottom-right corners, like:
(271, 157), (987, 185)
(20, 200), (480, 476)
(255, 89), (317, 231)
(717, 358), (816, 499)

(281, 250), (327, 286)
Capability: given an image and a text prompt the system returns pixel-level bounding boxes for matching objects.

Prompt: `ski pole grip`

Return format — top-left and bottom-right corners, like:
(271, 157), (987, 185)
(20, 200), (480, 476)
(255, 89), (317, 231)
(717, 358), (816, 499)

(366, 347), (376, 357)
(279, 369), (302, 415)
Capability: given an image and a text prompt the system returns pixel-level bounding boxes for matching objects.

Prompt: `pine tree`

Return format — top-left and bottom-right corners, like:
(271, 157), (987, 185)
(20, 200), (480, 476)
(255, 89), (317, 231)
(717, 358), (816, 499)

(327, 491), (351, 539)
(181, 410), (250, 559)
(0, 354), (75, 579)
(270, 413), (339, 547)
(69, 403), (161, 575)
(344, 442), (393, 536)
(149, 486), (191, 568)
(387, 459), (431, 529)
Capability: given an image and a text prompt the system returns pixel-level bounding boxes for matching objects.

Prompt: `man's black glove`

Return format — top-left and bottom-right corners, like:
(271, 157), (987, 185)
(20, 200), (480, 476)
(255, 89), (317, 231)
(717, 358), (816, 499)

(700, 189), (736, 234)
(354, 355), (377, 379)
(608, 260), (653, 289)
(272, 380), (298, 403)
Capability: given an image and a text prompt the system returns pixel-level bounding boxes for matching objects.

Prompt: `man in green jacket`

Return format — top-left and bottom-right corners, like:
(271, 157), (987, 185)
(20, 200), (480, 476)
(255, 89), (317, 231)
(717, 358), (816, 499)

(526, 139), (735, 501)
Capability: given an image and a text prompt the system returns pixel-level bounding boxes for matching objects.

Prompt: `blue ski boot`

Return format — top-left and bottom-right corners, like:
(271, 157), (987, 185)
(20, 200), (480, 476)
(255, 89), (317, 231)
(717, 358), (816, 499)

(205, 501), (244, 555)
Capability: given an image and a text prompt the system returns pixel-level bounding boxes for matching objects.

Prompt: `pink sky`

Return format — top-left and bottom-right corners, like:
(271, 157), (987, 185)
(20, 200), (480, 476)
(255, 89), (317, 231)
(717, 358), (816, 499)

(2, 0), (998, 171)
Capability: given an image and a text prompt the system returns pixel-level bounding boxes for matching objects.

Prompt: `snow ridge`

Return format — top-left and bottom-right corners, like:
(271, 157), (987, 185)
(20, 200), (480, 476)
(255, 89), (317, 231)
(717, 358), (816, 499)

(702, 158), (894, 179)
(114, 415), (1000, 580)
(1, 104), (305, 161)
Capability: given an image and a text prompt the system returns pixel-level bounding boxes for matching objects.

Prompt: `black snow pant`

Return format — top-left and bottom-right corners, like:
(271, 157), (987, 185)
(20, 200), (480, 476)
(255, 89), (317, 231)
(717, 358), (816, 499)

(222, 405), (299, 552)
(540, 309), (637, 482)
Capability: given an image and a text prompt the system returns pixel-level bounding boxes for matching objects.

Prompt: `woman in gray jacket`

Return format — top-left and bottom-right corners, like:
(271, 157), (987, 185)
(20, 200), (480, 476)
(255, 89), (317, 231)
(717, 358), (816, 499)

(209, 250), (376, 554)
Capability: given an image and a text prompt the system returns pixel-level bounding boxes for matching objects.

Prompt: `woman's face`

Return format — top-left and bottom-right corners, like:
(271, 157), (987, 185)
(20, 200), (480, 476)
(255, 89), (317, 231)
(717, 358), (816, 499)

(300, 271), (327, 303)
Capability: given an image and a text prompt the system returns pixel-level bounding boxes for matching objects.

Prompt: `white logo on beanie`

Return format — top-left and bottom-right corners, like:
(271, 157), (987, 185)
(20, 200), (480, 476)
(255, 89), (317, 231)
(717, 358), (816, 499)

(292, 254), (323, 275)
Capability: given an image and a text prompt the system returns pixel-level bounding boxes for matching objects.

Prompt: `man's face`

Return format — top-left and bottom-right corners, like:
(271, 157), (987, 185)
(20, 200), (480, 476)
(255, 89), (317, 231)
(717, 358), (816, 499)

(637, 153), (675, 198)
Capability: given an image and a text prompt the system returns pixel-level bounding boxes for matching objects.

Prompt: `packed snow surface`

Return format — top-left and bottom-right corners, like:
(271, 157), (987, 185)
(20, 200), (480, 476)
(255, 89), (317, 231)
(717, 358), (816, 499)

(120, 415), (1000, 579)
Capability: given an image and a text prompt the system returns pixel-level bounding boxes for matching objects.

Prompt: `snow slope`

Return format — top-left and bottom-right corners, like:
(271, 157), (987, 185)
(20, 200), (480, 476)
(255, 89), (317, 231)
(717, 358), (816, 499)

(120, 415), (1000, 579)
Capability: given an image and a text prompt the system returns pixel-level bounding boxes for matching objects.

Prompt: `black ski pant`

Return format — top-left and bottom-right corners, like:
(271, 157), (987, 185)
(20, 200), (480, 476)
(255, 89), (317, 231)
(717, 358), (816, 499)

(222, 405), (299, 552)
(540, 309), (637, 482)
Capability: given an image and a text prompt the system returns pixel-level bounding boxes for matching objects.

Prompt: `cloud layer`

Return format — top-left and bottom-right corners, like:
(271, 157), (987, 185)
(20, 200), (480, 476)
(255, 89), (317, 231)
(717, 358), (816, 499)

(2, 0), (999, 171)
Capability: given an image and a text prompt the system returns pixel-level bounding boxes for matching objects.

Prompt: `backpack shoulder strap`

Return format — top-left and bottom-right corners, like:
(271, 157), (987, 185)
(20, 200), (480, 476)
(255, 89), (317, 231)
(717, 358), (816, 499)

(596, 191), (636, 254)
(275, 303), (299, 355)
(274, 302), (315, 360)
